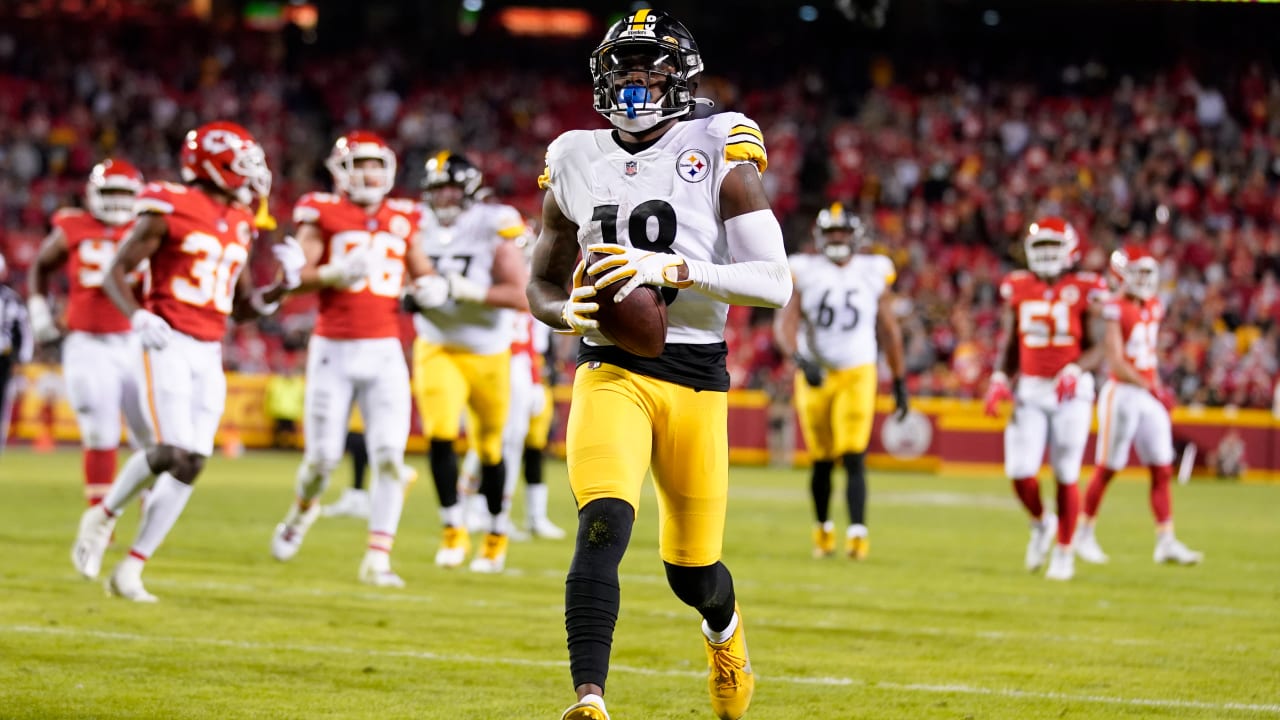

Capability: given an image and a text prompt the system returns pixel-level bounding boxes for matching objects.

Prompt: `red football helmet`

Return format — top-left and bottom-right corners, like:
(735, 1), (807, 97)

(325, 131), (397, 205)
(1110, 245), (1160, 300)
(180, 121), (271, 205)
(86, 158), (144, 226)
(1024, 216), (1080, 278)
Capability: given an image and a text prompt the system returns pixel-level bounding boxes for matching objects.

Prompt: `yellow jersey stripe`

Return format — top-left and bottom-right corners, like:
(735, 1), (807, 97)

(497, 224), (526, 239)
(726, 132), (765, 150)
(724, 141), (768, 172)
(729, 124), (764, 142)
(537, 168), (551, 190)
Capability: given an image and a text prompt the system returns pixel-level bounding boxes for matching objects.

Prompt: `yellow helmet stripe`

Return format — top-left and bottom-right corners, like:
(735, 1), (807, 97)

(629, 8), (650, 30)
(433, 150), (451, 167)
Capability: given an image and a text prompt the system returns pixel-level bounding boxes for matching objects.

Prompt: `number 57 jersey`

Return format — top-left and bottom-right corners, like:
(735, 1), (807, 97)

(539, 112), (768, 346)
(789, 252), (895, 370)
(999, 269), (1108, 380)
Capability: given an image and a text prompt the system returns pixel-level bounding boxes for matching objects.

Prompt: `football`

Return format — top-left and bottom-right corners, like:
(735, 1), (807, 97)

(586, 250), (669, 358)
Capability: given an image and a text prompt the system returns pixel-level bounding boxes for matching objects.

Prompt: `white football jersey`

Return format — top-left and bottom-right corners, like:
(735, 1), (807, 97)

(789, 252), (896, 370)
(413, 202), (527, 354)
(540, 112), (768, 347)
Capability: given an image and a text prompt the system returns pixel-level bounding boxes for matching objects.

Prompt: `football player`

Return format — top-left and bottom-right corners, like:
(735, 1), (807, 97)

(774, 203), (908, 561)
(71, 121), (304, 601)
(408, 152), (530, 574)
(269, 131), (445, 587)
(984, 217), (1107, 582)
(527, 10), (791, 720)
(27, 159), (152, 506)
(1075, 246), (1202, 566)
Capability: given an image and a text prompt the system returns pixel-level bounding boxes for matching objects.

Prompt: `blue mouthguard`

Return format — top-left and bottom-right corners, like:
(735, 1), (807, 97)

(619, 86), (649, 118)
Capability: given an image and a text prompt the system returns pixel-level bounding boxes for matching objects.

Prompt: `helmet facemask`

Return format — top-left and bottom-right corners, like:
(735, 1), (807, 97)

(1026, 237), (1068, 278)
(1124, 258), (1160, 300)
(330, 152), (396, 206)
(86, 164), (142, 226)
(422, 153), (483, 226)
(591, 30), (702, 134)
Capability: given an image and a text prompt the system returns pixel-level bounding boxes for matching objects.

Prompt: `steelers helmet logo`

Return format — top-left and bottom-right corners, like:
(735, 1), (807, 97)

(677, 149), (711, 183)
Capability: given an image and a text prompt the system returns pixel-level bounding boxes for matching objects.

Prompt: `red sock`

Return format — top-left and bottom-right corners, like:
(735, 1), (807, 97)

(1056, 482), (1079, 545)
(1083, 466), (1115, 518)
(84, 448), (117, 507)
(1012, 477), (1043, 518)
(1149, 465), (1173, 524)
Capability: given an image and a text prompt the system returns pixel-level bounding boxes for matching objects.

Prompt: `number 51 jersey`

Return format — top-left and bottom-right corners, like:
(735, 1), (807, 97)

(538, 112), (769, 346)
(789, 252), (896, 370)
(999, 269), (1108, 379)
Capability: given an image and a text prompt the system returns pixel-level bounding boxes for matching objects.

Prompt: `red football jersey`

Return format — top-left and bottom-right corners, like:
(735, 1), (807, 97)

(1000, 270), (1109, 378)
(52, 208), (132, 334)
(293, 192), (420, 340)
(135, 182), (255, 342)
(1104, 295), (1162, 386)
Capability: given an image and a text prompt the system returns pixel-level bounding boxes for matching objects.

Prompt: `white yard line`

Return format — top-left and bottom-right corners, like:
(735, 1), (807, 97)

(4, 624), (1277, 714)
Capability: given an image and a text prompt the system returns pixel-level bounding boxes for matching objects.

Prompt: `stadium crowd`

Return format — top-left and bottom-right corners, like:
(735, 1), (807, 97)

(0, 16), (1276, 408)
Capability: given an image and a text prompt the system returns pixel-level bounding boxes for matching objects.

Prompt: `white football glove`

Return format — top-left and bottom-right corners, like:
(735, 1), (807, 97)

(271, 236), (306, 290)
(412, 275), (450, 310)
(27, 295), (60, 344)
(318, 245), (370, 288)
(557, 258), (599, 336)
(447, 272), (488, 304)
(130, 309), (173, 350)
(586, 243), (692, 303)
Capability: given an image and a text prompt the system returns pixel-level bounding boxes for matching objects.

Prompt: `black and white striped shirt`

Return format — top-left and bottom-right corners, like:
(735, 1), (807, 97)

(0, 285), (32, 364)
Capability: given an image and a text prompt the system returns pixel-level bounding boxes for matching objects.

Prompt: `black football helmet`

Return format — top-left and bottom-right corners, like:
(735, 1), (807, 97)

(814, 202), (868, 263)
(589, 9), (704, 132)
(422, 151), (483, 224)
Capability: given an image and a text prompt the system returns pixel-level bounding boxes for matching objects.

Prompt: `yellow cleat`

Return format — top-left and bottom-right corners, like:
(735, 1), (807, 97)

(704, 604), (754, 720)
(812, 525), (836, 558)
(434, 526), (471, 568)
(847, 534), (870, 561)
(469, 532), (508, 573)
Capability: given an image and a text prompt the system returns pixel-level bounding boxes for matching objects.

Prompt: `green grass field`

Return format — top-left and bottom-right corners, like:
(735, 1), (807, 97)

(1, 448), (1277, 719)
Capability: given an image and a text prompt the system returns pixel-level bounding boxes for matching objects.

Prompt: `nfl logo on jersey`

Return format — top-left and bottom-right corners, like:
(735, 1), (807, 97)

(625, 161), (638, 177)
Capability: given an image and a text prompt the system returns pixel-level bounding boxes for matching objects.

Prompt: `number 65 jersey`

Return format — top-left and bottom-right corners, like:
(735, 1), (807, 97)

(789, 252), (896, 371)
(539, 111), (768, 348)
(999, 269), (1108, 380)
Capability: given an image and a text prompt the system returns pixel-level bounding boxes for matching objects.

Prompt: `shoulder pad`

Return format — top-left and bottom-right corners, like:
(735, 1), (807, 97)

(708, 112), (767, 172)
(538, 130), (589, 190)
(292, 192), (337, 225)
(135, 182), (183, 215)
(490, 204), (527, 240)
(384, 198), (419, 215)
(51, 207), (87, 227)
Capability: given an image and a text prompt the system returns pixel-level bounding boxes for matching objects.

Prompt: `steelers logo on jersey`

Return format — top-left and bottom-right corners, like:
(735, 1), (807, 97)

(677, 149), (711, 183)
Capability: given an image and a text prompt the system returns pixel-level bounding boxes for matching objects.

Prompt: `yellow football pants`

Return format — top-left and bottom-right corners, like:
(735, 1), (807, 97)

(794, 362), (877, 461)
(566, 362), (728, 567)
(411, 339), (510, 465)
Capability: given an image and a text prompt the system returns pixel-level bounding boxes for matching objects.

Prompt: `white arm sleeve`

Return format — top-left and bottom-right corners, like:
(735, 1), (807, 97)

(683, 209), (792, 308)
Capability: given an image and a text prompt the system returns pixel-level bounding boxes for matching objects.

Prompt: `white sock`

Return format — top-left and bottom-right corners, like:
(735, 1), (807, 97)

(368, 466), (405, 537)
(492, 510), (510, 535)
(847, 523), (868, 539)
(101, 451), (157, 515)
(440, 503), (463, 528)
(578, 693), (606, 711)
(130, 473), (194, 559)
(526, 483), (549, 525)
(702, 612), (739, 645)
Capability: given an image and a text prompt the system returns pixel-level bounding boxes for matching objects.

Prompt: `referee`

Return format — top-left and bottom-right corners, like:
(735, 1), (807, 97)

(0, 252), (33, 456)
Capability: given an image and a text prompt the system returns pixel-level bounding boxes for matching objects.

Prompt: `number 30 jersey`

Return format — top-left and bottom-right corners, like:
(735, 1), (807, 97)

(134, 182), (255, 342)
(293, 192), (421, 340)
(539, 112), (768, 350)
(413, 202), (526, 354)
(789, 252), (896, 371)
(999, 269), (1108, 379)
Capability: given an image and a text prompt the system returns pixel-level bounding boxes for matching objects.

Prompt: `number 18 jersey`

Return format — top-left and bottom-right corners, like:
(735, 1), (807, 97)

(999, 269), (1108, 379)
(789, 252), (895, 371)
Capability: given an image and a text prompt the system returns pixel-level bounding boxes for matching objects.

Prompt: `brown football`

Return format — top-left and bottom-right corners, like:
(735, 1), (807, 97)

(586, 250), (669, 358)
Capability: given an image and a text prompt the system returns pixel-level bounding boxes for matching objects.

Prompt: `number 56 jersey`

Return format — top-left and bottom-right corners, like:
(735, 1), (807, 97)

(789, 252), (895, 371)
(539, 112), (768, 347)
(999, 269), (1108, 380)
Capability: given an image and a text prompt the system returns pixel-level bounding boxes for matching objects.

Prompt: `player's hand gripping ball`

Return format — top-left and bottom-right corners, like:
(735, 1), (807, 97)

(585, 248), (669, 358)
